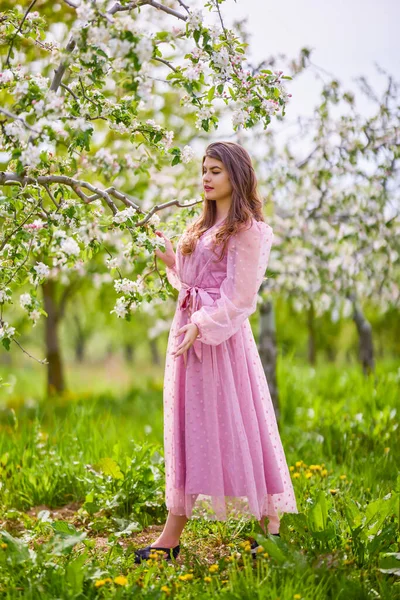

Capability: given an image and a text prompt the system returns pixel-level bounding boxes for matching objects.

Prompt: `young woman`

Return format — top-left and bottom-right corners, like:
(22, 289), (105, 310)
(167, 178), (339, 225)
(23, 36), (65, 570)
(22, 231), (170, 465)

(135, 141), (298, 563)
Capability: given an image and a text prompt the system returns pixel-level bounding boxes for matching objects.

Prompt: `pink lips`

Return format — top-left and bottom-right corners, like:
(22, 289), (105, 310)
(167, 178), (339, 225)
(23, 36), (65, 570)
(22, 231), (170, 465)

(204, 187), (213, 191)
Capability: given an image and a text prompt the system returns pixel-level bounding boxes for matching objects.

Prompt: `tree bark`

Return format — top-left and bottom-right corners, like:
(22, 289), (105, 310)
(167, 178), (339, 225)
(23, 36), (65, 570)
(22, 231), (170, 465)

(73, 314), (86, 363)
(258, 299), (280, 420)
(124, 342), (135, 363)
(149, 338), (160, 366)
(307, 300), (316, 365)
(348, 292), (375, 375)
(42, 280), (65, 395)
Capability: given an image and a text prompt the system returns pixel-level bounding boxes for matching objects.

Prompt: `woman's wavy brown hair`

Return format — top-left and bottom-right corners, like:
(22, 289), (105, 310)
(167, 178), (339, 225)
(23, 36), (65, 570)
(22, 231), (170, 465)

(179, 141), (265, 262)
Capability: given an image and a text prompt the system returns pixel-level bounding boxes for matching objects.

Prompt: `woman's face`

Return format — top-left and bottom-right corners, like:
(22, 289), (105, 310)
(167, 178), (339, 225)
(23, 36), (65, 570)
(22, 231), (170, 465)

(202, 156), (232, 202)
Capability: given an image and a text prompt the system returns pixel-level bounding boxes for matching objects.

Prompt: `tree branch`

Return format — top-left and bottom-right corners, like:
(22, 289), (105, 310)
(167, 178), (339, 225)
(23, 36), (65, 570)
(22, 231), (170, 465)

(0, 171), (203, 223)
(5, 0), (38, 67)
(0, 107), (42, 135)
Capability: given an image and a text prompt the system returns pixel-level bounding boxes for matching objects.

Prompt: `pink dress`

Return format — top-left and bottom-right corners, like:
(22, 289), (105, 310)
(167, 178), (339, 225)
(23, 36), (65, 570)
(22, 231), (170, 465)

(163, 217), (298, 523)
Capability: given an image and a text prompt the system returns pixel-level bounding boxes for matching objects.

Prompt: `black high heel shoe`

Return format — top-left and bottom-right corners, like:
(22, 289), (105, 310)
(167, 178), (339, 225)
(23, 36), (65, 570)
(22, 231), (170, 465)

(250, 533), (280, 558)
(134, 543), (180, 564)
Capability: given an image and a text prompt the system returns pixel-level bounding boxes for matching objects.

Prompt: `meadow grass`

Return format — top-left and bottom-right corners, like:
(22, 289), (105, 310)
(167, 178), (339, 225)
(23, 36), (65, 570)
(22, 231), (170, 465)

(0, 356), (399, 599)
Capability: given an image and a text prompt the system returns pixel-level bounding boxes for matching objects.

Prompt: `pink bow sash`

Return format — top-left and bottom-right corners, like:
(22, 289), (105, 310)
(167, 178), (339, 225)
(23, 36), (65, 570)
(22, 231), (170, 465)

(178, 282), (220, 364)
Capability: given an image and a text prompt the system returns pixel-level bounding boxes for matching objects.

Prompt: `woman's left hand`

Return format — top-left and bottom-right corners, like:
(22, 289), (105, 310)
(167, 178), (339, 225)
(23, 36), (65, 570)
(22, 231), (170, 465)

(172, 323), (199, 359)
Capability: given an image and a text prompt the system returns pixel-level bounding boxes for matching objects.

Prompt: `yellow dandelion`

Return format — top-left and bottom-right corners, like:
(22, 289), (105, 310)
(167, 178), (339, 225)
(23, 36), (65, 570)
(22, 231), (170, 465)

(294, 595), (302, 599)
(1, 543), (7, 549)
(292, 472), (301, 479)
(289, 466), (295, 471)
(178, 573), (194, 581)
(309, 464), (321, 471)
(161, 585), (171, 594)
(384, 447), (390, 454)
(305, 471), (313, 479)
(94, 580), (106, 588)
(256, 545), (264, 554)
(339, 474), (347, 480)
(209, 564), (219, 573)
(103, 578), (112, 583)
(321, 469), (328, 477)
(114, 575), (128, 586)
(204, 576), (212, 582)
(329, 489), (338, 495)
(221, 579), (229, 584)
(295, 461), (302, 467)
(263, 552), (269, 558)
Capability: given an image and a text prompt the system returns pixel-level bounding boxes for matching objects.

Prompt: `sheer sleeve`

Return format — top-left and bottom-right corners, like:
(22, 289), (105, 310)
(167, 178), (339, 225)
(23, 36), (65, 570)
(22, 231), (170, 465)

(165, 254), (181, 291)
(190, 220), (273, 346)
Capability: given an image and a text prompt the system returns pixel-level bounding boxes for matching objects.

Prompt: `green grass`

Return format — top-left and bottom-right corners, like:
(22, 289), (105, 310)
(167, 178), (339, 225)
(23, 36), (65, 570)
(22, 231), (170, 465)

(0, 356), (399, 599)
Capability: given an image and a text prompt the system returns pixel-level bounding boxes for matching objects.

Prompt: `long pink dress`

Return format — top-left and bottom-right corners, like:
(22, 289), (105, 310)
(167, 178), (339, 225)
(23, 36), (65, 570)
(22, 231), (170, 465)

(163, 216), (298, 523)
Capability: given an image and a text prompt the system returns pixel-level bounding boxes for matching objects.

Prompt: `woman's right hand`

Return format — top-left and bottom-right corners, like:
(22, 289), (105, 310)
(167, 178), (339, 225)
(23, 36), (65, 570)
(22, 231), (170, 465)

(154, 230), (176, 268)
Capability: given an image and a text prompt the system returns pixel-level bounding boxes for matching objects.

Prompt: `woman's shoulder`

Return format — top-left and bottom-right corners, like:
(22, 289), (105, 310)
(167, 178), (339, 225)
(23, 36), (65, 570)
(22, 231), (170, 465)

(236, 217), (273, 237)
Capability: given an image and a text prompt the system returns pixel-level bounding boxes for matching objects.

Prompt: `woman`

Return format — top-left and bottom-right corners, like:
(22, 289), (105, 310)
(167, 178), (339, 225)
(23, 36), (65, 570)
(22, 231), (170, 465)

(135, 141), (298, 563)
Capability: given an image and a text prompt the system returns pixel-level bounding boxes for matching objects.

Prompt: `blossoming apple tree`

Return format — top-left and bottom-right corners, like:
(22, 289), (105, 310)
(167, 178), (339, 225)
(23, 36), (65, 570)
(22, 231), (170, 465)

(257, 74), (400, 375)
(0, 0), (294, 392)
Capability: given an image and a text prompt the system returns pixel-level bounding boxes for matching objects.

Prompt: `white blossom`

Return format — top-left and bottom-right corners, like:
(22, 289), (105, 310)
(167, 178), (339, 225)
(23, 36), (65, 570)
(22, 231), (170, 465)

(28, 309), (41, 326)
(20, 293), (32, 309)
(34, 262), (50, 279)
(60, 237), (80, 256)
(181, 145), (194, 163)
(186, 9), (203, 32)
(135, 36), (153, 63)
(0, 322), (15, 339)
(111, 296), (129, 318)
(113, 206), (135, 224)
(0, 70), (14, 84)
(148, 213), (160, 227)
(0, 288), (11, 304)
(114, 277), (143, 294)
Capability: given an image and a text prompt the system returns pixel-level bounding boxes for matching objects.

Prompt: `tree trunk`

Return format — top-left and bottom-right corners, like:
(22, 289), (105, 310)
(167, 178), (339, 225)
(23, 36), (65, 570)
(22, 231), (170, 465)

(73, 314), (85, 363)
(124, 342), (134, 363)
(307, 300), (316, 365)
(149, 338), (160, 366)
(258, 299), (280, 420)
(348, 292), (375, 375)
(42, 280), (65, 395)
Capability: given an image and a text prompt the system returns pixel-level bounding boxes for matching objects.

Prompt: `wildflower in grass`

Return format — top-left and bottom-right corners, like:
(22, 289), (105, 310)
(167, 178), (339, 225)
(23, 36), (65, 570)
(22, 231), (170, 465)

(321, 469), (328, 477)
(221, 579), (229, 583)
(178, 573), (194, 581)
(384, 447), (390, 454)
(339, 474), (347, 480)
(293, 472), (300, 479)
(114, 575), (128, 586)
(94, 580), (106, 587)
(295, 460), (302, 467)
(305, 471), (313, 479)
(309, 464), (322, 471)
(204, 576), (212, 582)
(209, 564), (219, 573)
(294, 595), (302, 599)
(1, 543), (7, 549)
(289, 465), (295, 471)
(161, 585), (171, 594)
(329, 489), (338, 495)
(263, 552), (269, 558)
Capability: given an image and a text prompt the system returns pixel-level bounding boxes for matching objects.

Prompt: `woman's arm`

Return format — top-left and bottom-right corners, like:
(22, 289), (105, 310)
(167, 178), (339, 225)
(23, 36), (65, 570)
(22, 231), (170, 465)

(190, 220), (273, 345)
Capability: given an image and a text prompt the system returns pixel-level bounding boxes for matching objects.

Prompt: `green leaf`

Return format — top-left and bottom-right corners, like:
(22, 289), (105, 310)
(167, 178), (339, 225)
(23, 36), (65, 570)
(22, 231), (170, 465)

(207, 86), (215, 102)
(95, 457), (124, 480)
